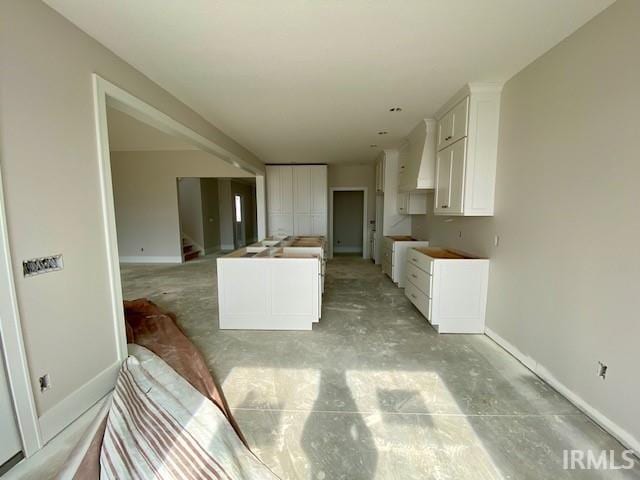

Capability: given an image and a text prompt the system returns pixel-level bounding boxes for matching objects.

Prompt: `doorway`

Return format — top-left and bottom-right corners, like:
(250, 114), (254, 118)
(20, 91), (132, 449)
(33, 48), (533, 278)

(329, 188), (367, 258)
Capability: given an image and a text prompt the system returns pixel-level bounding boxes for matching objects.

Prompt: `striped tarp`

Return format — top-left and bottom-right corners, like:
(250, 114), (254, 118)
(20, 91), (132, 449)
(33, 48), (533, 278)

(100, 346), (278, 480)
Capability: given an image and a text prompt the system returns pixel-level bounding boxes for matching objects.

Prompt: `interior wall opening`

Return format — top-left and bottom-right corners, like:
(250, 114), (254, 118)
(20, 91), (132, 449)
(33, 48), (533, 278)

(332, 190), (365, 256)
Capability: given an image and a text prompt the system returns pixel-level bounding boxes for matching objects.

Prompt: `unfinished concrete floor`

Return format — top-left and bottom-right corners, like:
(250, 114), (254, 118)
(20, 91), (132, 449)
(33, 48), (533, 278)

(121, 255), (639, 480)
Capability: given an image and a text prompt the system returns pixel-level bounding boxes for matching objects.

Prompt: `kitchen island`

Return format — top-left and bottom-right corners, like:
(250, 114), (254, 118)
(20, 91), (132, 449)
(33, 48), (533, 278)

(217, 236), (325, 330)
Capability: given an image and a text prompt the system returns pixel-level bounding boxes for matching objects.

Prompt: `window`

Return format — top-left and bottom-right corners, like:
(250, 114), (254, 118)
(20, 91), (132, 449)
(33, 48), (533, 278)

(235, 194), (242, 223)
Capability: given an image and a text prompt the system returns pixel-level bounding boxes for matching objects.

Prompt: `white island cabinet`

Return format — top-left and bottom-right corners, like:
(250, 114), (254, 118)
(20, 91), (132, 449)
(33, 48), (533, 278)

(405, 247), (489, 333)
(217, 236), (326, 330)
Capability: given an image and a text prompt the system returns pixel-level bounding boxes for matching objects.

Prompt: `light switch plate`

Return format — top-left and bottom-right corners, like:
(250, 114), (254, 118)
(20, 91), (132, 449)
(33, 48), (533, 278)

(23, 254), (63, 277)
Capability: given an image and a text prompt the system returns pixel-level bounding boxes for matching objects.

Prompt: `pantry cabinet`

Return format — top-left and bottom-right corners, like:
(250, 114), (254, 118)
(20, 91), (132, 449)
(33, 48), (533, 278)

(434, 83), (502, 216)
(267, 164), (327, 236)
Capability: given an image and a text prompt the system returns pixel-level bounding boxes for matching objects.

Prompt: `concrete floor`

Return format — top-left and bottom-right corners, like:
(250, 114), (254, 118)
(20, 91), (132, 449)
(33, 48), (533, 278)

(119, 255), (639, 480)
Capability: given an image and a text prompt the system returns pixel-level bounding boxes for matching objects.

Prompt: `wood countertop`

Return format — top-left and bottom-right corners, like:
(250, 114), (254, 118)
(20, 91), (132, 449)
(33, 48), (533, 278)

(385, 235), (417, 241)
(414, 247), (486, 260)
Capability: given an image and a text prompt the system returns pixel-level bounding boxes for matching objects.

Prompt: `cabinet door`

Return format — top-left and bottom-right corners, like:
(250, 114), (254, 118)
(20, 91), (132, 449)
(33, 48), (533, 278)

(310, 214), (327, 236)
(309, 165), (327, 214)
(448, 139), (466, 214)
(293, 166), (311, 214)
(434, 145), (452, 214)
(266, 166), (282, 213)
(294, 214), (311, 235)
(267, 166), (293, 214)
(437, 110), (453, 151)
(437, 97), (468, 151)
(434, 139), (466, 215)
(450, 97), (469, 145)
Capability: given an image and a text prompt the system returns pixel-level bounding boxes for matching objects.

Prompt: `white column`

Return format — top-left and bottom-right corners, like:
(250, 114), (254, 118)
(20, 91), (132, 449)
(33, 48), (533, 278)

(255, 175), (266, 240)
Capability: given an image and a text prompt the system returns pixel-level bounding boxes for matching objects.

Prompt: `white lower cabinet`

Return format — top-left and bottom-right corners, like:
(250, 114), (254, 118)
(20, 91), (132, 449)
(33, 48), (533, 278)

(405, 247), (489, 333)
(382, 237), (430, 286)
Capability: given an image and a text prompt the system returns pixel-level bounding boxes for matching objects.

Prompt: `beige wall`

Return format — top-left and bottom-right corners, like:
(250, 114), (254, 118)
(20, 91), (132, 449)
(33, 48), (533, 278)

(217, 179), (235, 250)
(178, 178), (204, 250)
(0, 0), (261, 423)
(111, 151), (250, 260)
(412, 0), (640, 447)
(328, 163), (376, 226)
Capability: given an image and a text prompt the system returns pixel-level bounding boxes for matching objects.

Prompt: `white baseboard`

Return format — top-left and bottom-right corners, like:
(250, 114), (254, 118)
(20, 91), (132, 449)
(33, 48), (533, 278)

(485, 327), (639, 454)
(220, 244), (235, 251)
(119, 256), (182, 264)
(38, 362), (120, 443)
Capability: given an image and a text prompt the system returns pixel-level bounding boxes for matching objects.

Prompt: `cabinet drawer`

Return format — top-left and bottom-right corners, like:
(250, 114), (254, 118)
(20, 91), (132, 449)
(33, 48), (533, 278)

(405, 281), (431, 321)
(407, 249), (432, 274)
(406, 262), (431, 295)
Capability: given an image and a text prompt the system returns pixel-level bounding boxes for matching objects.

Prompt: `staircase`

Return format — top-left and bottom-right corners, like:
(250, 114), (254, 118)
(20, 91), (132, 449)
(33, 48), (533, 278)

(182, 238), (201, 262)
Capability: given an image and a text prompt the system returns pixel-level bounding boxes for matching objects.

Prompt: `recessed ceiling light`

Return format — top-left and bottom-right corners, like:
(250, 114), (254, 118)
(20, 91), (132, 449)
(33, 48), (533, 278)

(377, 131), (388, 135)
(389, 107), (403, 112)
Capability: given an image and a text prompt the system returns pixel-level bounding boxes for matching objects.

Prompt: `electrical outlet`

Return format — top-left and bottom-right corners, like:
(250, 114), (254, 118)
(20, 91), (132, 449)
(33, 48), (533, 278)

(494, 235), (500, 247)
(39, 374), (51, 392)
(598, 361), (608, 380)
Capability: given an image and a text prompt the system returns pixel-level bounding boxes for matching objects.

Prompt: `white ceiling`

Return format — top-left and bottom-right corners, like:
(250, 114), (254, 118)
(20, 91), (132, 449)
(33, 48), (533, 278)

(46, 0), (613, 164)
(107, 107), (198, 151)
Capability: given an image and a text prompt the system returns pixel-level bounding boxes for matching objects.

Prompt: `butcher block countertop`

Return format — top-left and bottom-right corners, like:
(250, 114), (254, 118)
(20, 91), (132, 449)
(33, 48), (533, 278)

(414, 247), (485, 260)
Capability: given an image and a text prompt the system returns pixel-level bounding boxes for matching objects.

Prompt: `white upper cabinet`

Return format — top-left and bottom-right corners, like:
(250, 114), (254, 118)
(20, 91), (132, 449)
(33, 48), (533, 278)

(267, 165), (327, 236)
(434, 83), (502, 216)
(434, 139), (466, 214)
(437, 97), (469, 151)
(398, 119), (437, 192)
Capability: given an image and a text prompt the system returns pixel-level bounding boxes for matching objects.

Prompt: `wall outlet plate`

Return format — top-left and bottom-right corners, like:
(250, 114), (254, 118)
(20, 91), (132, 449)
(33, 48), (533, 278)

(23, 254), (63, 277)
(39, 374), (51, 392)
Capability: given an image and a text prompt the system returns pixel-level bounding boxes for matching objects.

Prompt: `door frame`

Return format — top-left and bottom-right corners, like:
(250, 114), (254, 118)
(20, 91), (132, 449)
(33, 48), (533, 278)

(93, 74), (271, 364)
(0, 165), (41, 457)
(328, 187), (368, 259)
